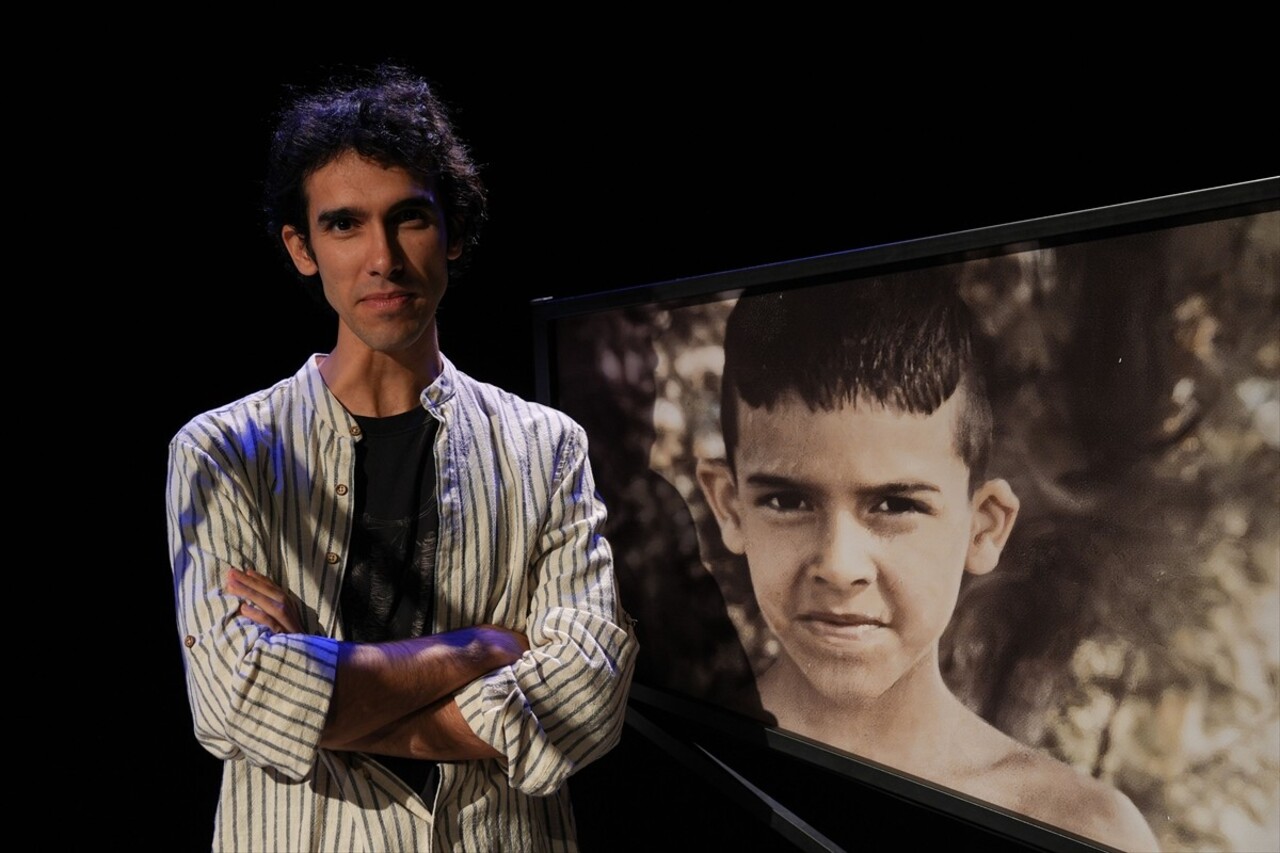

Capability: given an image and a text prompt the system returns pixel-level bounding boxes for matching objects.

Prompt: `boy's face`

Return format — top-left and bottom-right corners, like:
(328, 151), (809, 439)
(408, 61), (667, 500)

(698, 390), (1018, 705)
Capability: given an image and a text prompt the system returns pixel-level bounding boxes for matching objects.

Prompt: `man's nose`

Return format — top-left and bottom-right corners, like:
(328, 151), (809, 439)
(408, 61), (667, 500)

(366, 225), (404, 278)
(811, 510), (876, 586)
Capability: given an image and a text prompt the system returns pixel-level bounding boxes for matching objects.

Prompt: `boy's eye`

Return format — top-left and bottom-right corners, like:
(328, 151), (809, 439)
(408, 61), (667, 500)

(871, 496), (924, 515)
(761, 493), (813, 513)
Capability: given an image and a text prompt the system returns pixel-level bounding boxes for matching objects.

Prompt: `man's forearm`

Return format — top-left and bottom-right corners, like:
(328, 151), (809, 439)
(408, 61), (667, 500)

(339, 697), (503, 761)
(321, 626), (526, 749)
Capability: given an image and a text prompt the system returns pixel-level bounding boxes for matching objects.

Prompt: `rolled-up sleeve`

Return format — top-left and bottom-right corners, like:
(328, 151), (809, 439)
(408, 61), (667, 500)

(167, 437), (338, 781)
(454, 425), (637, 796)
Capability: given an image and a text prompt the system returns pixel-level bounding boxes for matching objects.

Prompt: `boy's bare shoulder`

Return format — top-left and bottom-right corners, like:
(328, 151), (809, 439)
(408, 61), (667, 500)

(972, 736), (1159, 852)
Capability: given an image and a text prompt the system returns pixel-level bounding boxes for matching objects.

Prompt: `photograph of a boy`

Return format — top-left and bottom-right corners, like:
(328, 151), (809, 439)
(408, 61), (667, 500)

(695, 279), (1160, 851)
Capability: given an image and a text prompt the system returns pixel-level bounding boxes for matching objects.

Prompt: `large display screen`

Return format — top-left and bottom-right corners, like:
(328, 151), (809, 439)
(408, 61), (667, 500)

(536, 180), (1279, 852)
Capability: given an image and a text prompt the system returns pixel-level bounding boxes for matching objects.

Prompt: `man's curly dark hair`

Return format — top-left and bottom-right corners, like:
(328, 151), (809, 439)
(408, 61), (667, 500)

(264, 64), (487, 281)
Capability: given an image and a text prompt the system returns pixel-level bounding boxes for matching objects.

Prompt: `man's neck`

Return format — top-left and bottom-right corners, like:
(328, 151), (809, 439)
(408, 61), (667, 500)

(319, 329), (444, 418)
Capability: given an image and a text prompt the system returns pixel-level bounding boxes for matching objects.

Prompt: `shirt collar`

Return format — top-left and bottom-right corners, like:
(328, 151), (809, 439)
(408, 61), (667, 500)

(421, 354), (459, 412)
(295, 353), (459, 436)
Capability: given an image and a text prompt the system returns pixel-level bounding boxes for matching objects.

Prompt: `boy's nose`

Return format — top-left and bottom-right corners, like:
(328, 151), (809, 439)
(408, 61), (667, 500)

(812, 510), (876, 586)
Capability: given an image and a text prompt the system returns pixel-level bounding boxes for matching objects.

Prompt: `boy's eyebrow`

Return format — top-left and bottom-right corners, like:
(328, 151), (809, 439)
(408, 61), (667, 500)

(743, 473), (807, 489)
(866, 481), (942, 495)
(742, 473), (941, 494)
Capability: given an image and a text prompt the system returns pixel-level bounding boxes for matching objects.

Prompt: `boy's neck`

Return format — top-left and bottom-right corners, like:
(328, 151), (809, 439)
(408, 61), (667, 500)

(759, 652), (968, 772)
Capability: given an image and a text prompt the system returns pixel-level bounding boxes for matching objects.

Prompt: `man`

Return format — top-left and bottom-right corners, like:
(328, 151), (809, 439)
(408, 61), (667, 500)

(166, 66), (636, 851)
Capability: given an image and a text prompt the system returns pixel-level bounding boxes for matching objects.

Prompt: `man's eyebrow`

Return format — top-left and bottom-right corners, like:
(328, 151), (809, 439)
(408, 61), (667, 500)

(387, 195), (443, 217)
(315, 194), (438, 226)
(315, 206), (362, 226)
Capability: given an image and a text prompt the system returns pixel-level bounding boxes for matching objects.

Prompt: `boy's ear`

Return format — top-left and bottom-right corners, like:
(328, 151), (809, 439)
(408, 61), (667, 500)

(965, 478), (1019, 576)
(282, 225), (319, 276)
(695, 459), (747, 555)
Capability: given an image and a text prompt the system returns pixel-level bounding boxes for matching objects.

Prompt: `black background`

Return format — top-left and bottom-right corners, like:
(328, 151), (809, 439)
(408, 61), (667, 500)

(134, 50), (1275, 851)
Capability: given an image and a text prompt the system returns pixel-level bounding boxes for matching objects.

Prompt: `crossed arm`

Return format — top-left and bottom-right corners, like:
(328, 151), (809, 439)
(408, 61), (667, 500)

(170, 415), (634, 793)
(226, 568), (526, 761)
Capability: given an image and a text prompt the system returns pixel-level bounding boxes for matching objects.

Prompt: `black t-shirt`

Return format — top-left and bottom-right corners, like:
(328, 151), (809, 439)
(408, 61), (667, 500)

(341, 405), (440, 801)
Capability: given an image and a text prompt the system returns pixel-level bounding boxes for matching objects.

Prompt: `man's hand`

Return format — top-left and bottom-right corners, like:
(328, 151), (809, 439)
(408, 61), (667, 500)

(322, 627), (528, 753)
(468, 623), (531, 657)
(227, 567), (303, 633)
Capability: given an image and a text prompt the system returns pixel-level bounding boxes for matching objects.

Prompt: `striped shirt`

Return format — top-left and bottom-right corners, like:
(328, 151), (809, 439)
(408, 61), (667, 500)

(167, 355), (637, 851)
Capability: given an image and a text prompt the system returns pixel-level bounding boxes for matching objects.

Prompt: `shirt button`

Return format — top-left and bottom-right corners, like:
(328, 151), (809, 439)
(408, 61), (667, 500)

(335, 484), (349, 496)
(184, 635), (196, 648)
(326, 552), (340, 565)
(349, 425), (362, 437)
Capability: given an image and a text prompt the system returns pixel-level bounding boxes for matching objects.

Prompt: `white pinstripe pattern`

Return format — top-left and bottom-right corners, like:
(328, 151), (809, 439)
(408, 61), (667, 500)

(168, 355), (636, 851)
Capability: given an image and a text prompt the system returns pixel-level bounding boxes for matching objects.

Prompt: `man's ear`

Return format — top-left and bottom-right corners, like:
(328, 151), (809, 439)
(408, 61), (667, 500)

(695, 458), (747, 555)
(965, 478), (1019, 576)
(446, 216), (464, 262)
(282, 225), (319, 276)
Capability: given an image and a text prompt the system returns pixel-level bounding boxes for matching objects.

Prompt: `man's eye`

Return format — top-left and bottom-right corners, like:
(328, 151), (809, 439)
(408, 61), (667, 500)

(761, 493), (812, 512)
(872, 496), (923, 514)
(395, 209), (429, 225)
(328, 217), (355, 232)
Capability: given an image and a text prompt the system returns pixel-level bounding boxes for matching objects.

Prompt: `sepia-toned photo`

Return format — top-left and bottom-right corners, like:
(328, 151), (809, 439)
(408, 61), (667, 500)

(551, 205), (1279, 851)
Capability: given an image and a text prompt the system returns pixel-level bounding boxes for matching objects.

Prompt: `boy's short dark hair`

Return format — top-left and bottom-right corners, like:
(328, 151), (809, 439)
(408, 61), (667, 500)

(264, 64), (487, 277)
(721, 276), (993, 491)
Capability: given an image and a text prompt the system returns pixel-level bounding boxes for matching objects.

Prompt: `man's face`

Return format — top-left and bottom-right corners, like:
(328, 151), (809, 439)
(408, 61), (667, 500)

(699, 390), (1016, 706)
(282, 151), (460, 360)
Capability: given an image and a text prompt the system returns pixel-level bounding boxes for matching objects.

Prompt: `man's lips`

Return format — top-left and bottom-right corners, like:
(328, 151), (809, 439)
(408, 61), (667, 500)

(359, 291), (416, 308)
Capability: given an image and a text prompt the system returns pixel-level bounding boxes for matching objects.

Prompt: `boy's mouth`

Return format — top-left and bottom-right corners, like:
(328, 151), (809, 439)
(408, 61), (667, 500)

(798, 611), (887, 640)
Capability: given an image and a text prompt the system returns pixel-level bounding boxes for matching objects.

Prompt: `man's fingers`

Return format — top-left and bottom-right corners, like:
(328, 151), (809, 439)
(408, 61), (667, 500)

(238, 601), (281, 633)
(229, 567), (285, 597)
(227, 567), (303, 632)
(228, 578), (280, 611)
